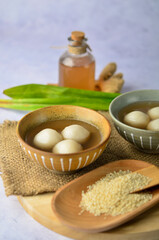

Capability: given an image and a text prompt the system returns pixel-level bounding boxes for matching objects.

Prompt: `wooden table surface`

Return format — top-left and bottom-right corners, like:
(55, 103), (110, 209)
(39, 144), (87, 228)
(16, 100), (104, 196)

(18, 192), (159, 240)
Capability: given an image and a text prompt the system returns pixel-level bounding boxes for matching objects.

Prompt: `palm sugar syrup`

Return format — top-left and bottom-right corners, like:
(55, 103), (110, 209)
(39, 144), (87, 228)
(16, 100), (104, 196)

(58, 31), (95, 90)
(25, 119), (101, 152)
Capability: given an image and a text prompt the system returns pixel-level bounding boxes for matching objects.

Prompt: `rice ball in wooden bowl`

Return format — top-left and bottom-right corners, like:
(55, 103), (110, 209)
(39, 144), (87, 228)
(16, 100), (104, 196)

(16, 105), (111, 173)
(109, 89), (159, 154)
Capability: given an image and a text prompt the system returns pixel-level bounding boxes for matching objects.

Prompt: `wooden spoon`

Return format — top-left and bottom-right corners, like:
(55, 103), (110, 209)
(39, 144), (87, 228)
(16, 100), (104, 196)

(131, 165), (159, 193)
(51, 159), (159, 233)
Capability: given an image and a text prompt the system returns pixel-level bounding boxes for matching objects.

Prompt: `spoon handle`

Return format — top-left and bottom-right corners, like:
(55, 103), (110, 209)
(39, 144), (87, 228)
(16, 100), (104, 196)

(132, 165), (159, 193)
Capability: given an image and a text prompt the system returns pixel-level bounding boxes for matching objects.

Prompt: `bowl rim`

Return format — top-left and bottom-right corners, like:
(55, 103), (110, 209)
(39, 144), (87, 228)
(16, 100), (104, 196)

(16, 105), (111, 157)
(109, 89), (159, 134)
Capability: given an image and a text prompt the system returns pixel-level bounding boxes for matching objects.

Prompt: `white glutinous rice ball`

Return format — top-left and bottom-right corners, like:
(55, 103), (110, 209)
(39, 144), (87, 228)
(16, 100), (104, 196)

(147, 119), (159, 131)
(148, 106), (159, 120)
(33, 128), (63, 150)
(53, 139), (83, 154)
(61, 124), (90, 144)
(123, 111), (149, 129)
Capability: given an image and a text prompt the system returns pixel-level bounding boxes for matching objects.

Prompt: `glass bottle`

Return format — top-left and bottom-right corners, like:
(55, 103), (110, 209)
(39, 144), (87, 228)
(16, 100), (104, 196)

(58, 31), (95, 90)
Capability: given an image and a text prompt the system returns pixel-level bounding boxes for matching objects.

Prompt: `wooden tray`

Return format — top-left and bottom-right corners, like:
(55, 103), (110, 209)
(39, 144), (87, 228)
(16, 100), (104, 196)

(18, 193), (159, 240)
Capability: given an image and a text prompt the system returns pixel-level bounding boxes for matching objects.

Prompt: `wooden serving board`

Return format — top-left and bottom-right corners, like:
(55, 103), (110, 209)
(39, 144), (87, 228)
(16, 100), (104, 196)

(18, 193), (159, 240)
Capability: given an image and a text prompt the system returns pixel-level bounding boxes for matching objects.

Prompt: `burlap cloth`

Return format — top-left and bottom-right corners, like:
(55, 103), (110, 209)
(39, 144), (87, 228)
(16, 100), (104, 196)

(0, 112), (159, 196)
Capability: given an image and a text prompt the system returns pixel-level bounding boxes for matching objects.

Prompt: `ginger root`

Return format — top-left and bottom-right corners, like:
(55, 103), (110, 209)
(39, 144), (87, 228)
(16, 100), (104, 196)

(95, 63), (125, 93)
(98, 62), (117, 81)
(99, 76), (124, 93)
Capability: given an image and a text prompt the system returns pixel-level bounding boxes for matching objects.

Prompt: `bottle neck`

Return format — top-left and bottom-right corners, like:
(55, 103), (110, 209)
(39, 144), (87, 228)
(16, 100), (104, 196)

(67, 38), (91, 55)
(68, 45), (87, 54)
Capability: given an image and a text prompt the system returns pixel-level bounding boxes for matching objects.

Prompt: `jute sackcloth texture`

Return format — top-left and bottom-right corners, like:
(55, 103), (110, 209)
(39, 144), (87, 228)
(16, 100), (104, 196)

(0, 112), (159, 196)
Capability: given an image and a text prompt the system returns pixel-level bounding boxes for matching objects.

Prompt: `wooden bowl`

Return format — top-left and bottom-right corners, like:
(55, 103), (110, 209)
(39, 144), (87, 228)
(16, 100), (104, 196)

(51, 159), (159, 232)
(16, 105), (111, 173)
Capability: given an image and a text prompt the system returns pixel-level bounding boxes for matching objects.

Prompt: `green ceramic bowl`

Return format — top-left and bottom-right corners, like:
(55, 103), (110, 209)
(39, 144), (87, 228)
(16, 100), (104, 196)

(109, 90), (159, 154)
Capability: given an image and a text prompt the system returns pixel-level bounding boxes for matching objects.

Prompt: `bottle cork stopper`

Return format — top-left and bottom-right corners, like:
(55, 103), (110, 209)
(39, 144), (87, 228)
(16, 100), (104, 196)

(71, 31), (85, 41)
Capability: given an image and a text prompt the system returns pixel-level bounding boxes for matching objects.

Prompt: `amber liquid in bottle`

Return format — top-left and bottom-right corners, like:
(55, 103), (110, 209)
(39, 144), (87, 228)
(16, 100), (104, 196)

(59, 61), (95, 90)
(58, 31), (95, 90)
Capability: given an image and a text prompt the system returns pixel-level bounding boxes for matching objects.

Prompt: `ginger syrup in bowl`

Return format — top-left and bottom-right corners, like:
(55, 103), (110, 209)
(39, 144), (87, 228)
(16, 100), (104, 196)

(59, 31), (95, 90)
